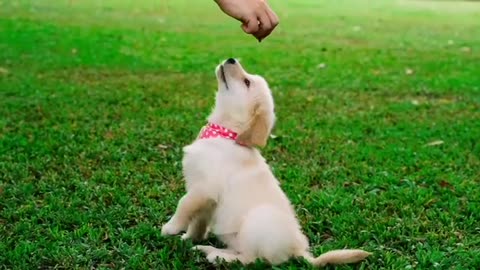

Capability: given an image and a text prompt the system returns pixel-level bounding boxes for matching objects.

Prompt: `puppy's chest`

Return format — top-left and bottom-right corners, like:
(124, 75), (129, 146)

(183, 140), (252, 170)
(182, 141), (248, 189)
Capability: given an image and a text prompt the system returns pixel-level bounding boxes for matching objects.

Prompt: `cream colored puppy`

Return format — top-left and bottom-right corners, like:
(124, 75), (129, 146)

(161, 58), (371, 267)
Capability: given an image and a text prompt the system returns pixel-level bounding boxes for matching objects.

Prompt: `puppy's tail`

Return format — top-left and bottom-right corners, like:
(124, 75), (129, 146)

(303, 249), (372, 267)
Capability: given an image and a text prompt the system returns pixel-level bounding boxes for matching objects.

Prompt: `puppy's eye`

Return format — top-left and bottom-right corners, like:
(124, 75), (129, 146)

(244, 78), (250, 88)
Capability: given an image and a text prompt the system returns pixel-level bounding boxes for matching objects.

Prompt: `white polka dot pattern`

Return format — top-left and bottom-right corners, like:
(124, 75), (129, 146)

(199, 123), (238, 141)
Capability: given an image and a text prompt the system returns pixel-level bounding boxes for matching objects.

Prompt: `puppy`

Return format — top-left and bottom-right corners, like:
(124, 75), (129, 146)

(161, 58), (371, 267)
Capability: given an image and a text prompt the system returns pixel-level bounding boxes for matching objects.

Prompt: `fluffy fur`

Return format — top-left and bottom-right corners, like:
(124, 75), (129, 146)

(161, 58), (371, 266)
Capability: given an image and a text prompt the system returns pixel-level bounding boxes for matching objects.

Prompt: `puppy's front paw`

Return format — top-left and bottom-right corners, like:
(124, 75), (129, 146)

(161, 221), (182, 236)
(181, 232), (191, 241)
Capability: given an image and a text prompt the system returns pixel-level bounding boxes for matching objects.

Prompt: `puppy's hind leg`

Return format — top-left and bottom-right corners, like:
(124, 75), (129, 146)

(193, 245), (253, 265)
(207, 250), (253, 265)
(234, 205), (301, 265)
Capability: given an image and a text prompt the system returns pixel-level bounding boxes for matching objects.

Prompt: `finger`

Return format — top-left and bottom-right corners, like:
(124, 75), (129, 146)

(241, 15), (260, 35)
(266, 5), (279, 28)
(262, 6), (279, 39)
(255, 11), (272, 41)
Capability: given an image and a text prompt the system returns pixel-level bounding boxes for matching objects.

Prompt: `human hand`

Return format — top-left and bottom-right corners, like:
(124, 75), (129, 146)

(215, 0), (279, 42)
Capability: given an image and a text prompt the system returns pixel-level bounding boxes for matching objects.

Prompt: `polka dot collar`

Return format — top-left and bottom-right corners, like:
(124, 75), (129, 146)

(199, 123), (238, 141)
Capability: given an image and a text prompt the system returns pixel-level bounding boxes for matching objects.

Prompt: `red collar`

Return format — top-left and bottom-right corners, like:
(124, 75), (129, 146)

(199, 123), (238, 141)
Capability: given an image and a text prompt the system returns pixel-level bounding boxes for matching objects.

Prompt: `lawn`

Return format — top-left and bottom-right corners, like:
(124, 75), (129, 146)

(1, 0), (479, 269)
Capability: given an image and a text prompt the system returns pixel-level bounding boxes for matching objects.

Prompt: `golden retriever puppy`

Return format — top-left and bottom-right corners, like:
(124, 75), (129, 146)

(161, 58), (371, 267)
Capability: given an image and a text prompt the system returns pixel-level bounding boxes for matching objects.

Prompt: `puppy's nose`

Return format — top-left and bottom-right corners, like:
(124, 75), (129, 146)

(226, 58), (236, 64)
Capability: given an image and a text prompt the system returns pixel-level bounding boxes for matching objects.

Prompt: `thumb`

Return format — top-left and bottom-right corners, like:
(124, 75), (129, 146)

(241, 16), (259, 34)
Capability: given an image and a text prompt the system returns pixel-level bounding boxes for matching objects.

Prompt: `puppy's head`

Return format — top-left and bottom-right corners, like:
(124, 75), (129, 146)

(213, 58), (275, 148)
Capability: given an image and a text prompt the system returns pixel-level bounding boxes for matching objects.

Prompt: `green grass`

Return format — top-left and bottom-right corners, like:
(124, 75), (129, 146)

(1, 0), (480, 269)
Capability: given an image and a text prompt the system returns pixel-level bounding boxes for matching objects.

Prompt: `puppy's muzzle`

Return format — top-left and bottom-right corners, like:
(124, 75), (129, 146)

(220, 65), (227, 84)
(216, 58), (241, 90)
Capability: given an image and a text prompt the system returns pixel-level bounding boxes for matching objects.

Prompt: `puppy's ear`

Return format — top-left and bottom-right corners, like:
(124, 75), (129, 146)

(236, 103), (273, 148)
